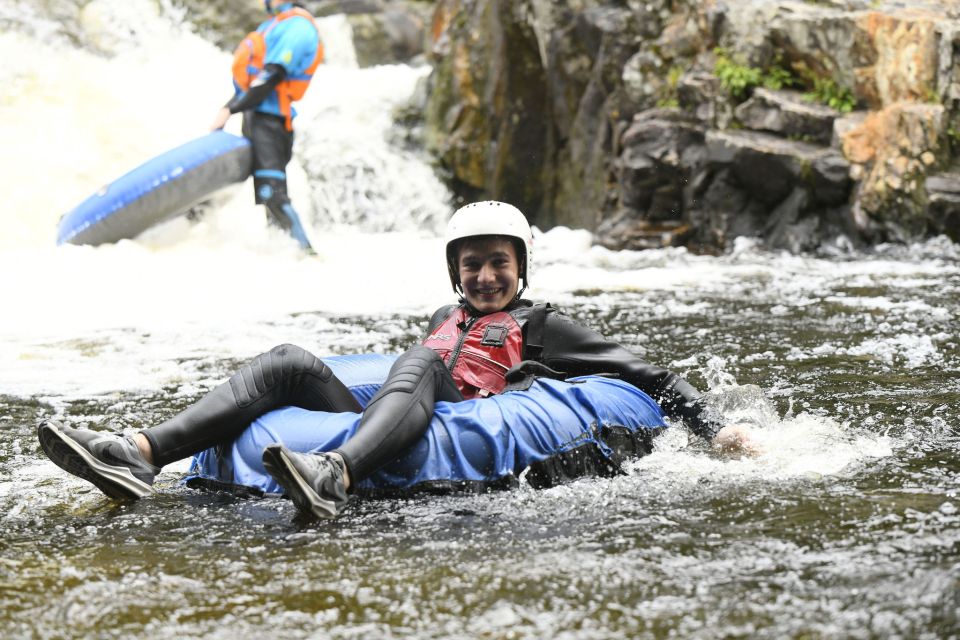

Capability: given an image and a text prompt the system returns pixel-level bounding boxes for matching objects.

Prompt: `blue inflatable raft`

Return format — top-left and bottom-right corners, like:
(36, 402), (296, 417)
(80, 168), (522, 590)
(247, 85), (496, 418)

(57, 131), (252, 246)
(186, 354), (668, 497)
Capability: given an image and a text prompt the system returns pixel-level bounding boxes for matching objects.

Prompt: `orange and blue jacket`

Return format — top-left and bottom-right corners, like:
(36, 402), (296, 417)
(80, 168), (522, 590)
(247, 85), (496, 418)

(231, 4), (324, 131)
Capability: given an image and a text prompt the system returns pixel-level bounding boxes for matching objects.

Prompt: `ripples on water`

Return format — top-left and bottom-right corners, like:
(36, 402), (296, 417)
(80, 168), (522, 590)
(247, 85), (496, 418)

(2, 1), (960, 638)
(3, 238), (959, 639)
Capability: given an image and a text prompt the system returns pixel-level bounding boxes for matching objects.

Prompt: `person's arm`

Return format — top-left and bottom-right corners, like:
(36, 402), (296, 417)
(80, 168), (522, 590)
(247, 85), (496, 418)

(229, 63), (286, 112)
(212, 63), (287, 131)
(538, 311), (754, 451)
(213, 15), (318, 131)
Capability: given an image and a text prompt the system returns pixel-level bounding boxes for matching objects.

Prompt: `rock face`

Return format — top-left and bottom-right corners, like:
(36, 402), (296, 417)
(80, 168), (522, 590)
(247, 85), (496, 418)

(926, 171), (960, 239)
(172, 0), (264, 52)
(422, 0), (960, 251)
(734, 88), (838, 144)
(311, 0), (434, 67)
(177, 1), (433, 68)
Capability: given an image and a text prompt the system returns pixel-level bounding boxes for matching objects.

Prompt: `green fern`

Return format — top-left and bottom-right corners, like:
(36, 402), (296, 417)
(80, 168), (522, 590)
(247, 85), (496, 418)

(804, 77), (856, 112)
(714, 49), (762, 99)
(762, 66), (794, 91)
(714, 48), (796, 100)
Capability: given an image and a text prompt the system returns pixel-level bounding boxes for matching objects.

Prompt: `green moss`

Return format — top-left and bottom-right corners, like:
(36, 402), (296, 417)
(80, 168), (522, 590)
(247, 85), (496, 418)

(803, 76), (857, 113)
(791, 61), (857, 112)
(667, 65), (684, 87)
(711, 51), (857, 113)
(713, 48), (797, 101)
(656, 65), (686, 108)
(714, 48), (762, 100)
(947, 126), (960, 158)
(763, 66), (794, 91)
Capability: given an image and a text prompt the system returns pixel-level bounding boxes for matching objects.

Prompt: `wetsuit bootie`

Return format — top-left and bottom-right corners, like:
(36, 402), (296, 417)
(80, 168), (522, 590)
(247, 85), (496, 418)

(37, 421), (159, 500)
(261, 445), (349, 519)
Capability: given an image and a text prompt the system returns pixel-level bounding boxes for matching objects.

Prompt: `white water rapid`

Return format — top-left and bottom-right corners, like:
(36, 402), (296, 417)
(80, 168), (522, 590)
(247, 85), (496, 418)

(2, 0), (957, 489)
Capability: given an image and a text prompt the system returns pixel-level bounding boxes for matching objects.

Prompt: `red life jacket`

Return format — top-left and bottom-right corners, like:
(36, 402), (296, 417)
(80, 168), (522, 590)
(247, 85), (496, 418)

(422, 307), (526, 399)
(231, 7), (324, 131)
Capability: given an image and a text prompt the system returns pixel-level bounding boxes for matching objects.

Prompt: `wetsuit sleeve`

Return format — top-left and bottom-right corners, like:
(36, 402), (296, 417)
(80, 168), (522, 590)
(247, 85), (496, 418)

(539, 312), (722, 440)
(226, 63), (286, 113)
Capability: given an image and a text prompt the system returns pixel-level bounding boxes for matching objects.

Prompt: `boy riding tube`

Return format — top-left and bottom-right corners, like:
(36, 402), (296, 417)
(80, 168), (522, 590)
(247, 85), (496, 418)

(37, 201), (755, 519)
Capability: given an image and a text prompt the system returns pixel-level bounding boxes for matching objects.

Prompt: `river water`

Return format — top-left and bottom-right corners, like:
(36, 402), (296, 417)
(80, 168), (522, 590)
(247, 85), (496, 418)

(1, 1), (958, 638)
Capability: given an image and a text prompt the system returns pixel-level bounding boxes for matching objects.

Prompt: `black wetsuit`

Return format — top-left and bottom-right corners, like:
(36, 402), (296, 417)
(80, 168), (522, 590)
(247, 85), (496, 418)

(142, 300), (719, 482)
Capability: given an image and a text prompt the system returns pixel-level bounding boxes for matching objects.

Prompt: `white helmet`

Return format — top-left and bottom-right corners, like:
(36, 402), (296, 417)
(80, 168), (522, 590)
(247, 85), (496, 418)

(445, 200), (533, 295)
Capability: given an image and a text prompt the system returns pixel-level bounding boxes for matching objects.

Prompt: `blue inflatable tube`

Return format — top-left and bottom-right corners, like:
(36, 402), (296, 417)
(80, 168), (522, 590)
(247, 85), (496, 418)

(57, 131), (252, 246)
(186, 354), (668, 497)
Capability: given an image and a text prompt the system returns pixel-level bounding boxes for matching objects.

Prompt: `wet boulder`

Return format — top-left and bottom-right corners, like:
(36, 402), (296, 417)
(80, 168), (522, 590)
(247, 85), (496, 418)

(734, 88), (840, 145)
(419, 0), (959, 253)
(424, 0), (643, 228)
(840, 101), (945, 240)
(616, 109), (705, 219)
(346, 6), (430, 67)
(170, 0), (263, 52)
(926, 171), (960, 240)
(311, 0), (388, 16)
(597, 109), (704, 250)
(706, 130), (850, 205)
(548, 5), (639, 230)
(690, 130), (853, 251)
(303, 0), (433, 67)
(677, 71), (734, 129)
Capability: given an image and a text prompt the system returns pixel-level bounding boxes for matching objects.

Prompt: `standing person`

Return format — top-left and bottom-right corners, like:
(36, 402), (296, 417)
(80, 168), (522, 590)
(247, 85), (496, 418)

(211, 0), (323, 251)
(38, 202), (756, 519)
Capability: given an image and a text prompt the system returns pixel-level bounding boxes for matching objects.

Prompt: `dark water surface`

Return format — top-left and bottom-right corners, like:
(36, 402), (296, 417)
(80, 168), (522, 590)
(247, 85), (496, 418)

(2, 244), (959, 639)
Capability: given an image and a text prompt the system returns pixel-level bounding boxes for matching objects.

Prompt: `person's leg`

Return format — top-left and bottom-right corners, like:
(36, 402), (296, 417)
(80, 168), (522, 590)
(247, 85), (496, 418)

(262, 346), (462, 518)
(244, 111), (313, 250)
(142, 344), (361, 466)
(334, 345), (463, 482)
(38, 345), (360, 499)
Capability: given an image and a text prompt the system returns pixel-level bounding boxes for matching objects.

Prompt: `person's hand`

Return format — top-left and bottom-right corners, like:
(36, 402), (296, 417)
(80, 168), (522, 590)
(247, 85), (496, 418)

(210, 107), (231, 131)
(712, 424), (762, 457)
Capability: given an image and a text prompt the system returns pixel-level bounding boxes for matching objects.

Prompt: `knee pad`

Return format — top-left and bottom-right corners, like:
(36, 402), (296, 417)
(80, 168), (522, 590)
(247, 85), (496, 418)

(229, 344), (330, 405)
(254, 174), (288, 207)
(379, 347), (446, 395)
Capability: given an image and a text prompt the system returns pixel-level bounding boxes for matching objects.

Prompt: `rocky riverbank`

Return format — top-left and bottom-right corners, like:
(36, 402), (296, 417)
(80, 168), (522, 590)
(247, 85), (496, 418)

(14, 0), (956, 253)
(420, 0), (960, 253)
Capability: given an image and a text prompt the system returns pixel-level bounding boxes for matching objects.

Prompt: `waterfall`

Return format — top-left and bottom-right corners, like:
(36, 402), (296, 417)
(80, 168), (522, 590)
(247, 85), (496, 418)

(0, 0), (455, 342)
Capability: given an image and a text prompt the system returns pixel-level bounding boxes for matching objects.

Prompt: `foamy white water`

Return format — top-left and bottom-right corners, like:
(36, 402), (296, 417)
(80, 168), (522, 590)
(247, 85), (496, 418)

(2, 0), (958, 485)
(3, 7), (960, 638)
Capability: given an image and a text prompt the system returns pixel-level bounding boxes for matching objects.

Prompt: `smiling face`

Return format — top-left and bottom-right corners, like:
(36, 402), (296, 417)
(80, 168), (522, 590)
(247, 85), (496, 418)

(456, 236), (521, 313)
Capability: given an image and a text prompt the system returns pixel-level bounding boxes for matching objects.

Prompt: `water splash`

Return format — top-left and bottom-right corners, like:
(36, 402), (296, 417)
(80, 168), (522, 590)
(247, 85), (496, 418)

(633, 355), (896, 485)
(295, 64), (451, 233)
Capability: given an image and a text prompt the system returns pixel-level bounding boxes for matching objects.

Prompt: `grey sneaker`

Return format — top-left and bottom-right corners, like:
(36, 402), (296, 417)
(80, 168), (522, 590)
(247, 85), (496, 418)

(261, 445), (349, 519)
(37, 420), (159, 500)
